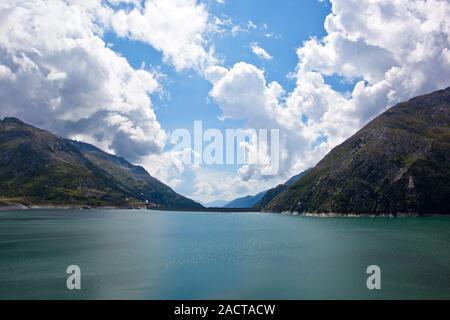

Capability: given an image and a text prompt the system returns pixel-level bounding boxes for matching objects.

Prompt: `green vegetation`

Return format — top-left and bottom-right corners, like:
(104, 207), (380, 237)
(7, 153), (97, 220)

(0, 117), (203, 209)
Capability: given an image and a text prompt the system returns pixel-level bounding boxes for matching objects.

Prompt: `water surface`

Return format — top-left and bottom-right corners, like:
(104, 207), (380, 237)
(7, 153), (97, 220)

(0, 210), (449, 299)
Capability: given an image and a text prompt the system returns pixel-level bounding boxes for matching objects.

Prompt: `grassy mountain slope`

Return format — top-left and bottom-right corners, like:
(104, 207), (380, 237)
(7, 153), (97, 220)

(0, 118), (202, 209)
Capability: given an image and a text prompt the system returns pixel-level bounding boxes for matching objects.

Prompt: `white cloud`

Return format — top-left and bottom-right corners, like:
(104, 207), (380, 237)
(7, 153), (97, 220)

(142, 147), (199, 192)
(110, 0), (218, 72)
(247, 21), (258, 30)
(296, 0), (450, 125)
(250, 42), (273, 60)
(1, 0), (449, 203)
(202, 0), (450, 201)
(0, 0), (166, 161)
(0, 0), (223, 165)
(231, 25), (248, 37)
(189, 168), (277, 203)
(0, 0), (225, 201)
(229, 20), (269, 37)
(205, 63), (281, 126)
(205, 62), (329, 184)
(131, 0), (450, 202)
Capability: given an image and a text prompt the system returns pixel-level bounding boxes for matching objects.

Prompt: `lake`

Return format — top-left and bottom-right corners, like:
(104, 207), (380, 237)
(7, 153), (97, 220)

(0, 210), (449, 300)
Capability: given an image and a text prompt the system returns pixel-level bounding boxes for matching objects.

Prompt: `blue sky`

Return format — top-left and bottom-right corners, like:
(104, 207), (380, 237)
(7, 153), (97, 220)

(105, 1), (335, 134)
(102, 0), (339, 191)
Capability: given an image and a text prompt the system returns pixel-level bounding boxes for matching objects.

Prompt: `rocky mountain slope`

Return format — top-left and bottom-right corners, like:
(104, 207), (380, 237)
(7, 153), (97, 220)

(255, 170), (308, 209)
(264, 88), (450, 215)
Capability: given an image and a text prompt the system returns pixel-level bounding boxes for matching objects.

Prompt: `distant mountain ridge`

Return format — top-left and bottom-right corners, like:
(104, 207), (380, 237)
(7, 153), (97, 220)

(264, 87), (450, 215)
(224, 171), (308, 209)
(224, 191), (267, 208)
(0, 118), (203, 209)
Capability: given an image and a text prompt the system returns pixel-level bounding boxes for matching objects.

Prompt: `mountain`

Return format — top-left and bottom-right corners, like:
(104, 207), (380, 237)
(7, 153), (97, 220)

(224, 191), (267, 208)
(224, 171), (308, 209)
(264, 88), (450, 215)
(284, 171), (308, 186)
(0, 117), (203, 209)
(255, 170), (309, 209)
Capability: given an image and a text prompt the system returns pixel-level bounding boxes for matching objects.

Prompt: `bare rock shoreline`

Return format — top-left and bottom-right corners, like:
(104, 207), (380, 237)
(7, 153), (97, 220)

(273, 211), (446, 218)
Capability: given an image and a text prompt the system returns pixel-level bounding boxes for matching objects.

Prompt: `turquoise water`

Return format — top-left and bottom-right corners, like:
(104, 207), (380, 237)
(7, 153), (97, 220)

(0, 210), (449, 300)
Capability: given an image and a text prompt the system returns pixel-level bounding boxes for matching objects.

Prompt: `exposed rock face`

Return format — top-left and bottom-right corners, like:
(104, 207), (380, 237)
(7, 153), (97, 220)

(264, 88), (450, 215)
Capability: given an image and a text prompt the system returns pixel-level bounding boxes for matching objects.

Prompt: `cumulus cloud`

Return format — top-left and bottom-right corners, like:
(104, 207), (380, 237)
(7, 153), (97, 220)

(0, 0), (221, 163)
(250, 42), (273, 60)
(1, 0), (449, 203)
(0, 0), (168, 161)
(141, 145), (270, 202)
(205, 63), (281, 126)
(203, 0), (450, 196)
(139, 0), (450, 201)
(189, 168), (277, 203)
(110, 0), (218, 72)
(142, 147), (199, 192)
(296, 0), (450, 128)
(0, 0), (225, 201)
(205, 62), (330, 184)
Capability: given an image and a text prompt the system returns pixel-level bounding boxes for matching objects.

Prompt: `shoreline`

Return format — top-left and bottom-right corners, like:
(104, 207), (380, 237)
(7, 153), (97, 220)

(0, 204), (140, 211)
(0, 204), (448, 217)
(274, 211), (447, 218)
(0, 204), (260, 213)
